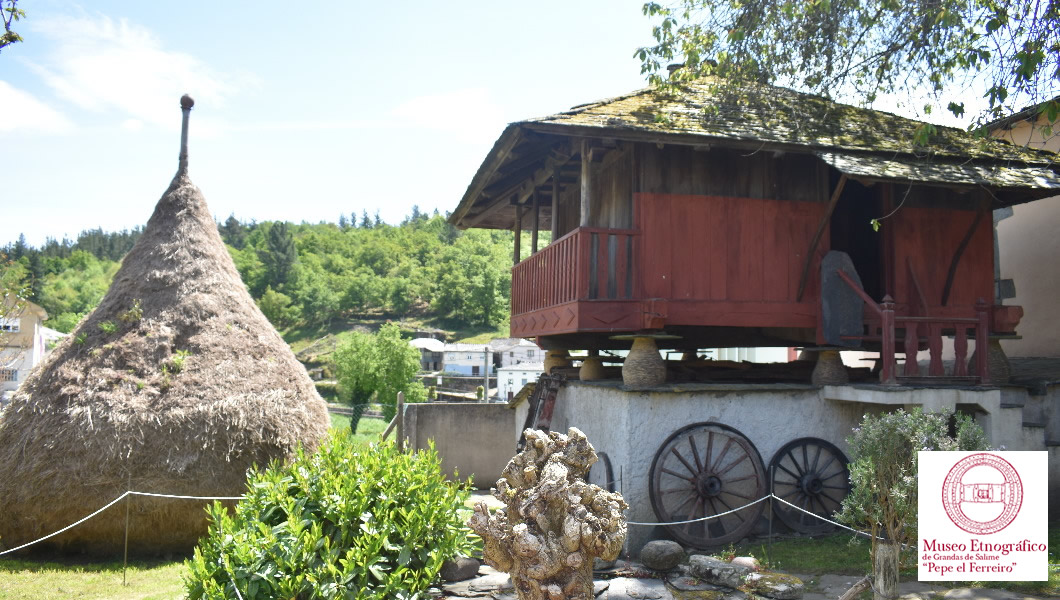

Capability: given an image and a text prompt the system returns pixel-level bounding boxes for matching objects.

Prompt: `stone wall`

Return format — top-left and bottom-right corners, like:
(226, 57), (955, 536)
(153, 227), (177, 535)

(403, 402), (516, 490)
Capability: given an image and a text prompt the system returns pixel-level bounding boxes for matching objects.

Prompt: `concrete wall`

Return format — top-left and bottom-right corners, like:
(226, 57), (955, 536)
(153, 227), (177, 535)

(403, 402), (517, 490)
(549, 381), (1050, 552)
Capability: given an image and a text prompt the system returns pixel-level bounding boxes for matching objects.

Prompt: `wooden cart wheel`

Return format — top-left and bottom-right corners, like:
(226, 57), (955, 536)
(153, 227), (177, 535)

(585, 451), (616, 493)
(768, 437), (850, 534)
(648, 422), (767, 548)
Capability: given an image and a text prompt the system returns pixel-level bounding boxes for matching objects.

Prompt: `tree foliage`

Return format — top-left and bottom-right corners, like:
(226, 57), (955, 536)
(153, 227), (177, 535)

(638, 0), (1059, 125)
(1, 211), (514, 335)
(332, 323), (427, 423)
(1, 0), (23, 54)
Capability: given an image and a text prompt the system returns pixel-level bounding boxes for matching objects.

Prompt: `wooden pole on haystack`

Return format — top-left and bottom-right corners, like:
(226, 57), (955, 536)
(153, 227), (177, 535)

(178, 94), (194, 174)
(122, 470), (131, 586)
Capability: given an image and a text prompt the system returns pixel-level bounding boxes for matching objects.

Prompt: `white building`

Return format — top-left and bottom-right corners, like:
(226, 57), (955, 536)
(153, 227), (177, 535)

(489, 338), (542, 368)
(1, 297), (49, 399)
(409, 337), (445, 372)
(443, 343), (490, 376)
(498, 362), (544, 401)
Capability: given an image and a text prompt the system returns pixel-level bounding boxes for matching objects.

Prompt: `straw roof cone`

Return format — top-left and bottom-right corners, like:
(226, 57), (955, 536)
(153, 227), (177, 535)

(0, 95), (330, 555)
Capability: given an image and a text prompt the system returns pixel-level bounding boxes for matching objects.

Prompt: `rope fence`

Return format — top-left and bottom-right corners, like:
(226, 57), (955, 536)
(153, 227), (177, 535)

(1, 489), (885, 559)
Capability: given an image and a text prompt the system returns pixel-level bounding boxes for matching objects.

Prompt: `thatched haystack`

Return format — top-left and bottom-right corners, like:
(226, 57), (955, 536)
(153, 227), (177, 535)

(0, 97), (329, 555)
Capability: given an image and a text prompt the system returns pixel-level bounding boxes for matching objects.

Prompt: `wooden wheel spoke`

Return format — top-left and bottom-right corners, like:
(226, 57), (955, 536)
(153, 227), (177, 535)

(815, 455), (838, 475)
(661, 467), (695, 482)
(822, 484), (848, 490)
(723, 488), (754, 501)
(780, 488), (802, 500)
(724, 473), (759, 485)
(715, 453), (750, 477)
(684, 497), (706, 534)
(822, 470), (847, 482)
(704, 431), (714, 474)
(714, 495), (745, 523)
(688, 435), (704, 472)
(670, 447), (699, 476)
(775, 463), (801, 481)
(820, 491), (842, 508)
(711, 438), (735, 472)
(785, 450), (806, 477)
(810, 444), (823, 473)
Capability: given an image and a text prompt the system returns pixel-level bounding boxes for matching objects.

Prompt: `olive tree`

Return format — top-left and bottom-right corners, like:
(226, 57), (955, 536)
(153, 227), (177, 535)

(836, 408), (989, 600)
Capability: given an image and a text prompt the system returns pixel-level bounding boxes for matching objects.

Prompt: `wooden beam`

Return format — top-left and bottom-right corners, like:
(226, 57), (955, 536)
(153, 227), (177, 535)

(513, 197), (522, 266)
(464, 144), (574, 229)
(580, 139), (593, 227)
(551, 175), (560, 240)
(531, 187), (540, 254)
(796, 174), (847, 301)
(450, 126), (524, 227)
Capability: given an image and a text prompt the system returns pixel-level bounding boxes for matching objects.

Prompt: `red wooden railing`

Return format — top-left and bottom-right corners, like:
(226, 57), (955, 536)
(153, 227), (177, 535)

(836, 271), (989, 385)
(511, 227), (638, 315)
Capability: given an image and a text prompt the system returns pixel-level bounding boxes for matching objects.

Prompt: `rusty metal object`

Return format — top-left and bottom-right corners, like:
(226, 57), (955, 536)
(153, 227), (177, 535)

(648, 422), (767, 547)
(768, 437), (850, 534)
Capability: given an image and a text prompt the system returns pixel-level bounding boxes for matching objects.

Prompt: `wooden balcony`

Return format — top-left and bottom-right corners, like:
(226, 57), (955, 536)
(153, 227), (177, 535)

(511, 227), (639, 338)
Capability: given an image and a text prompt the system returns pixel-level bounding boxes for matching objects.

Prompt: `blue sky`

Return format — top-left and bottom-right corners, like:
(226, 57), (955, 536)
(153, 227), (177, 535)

(4, 1), (986, 248)
(2, 0), (657, 246)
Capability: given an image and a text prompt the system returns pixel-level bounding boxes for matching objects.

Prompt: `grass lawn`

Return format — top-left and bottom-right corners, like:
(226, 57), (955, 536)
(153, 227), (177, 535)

(730, 522), (1060, 597)
(0, 558), (187, 600)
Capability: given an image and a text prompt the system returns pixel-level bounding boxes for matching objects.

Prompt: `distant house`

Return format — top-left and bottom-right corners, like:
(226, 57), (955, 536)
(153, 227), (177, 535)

(498, 362), (544, 401)
(987, 98), (1060, 358)
(409, 337), (445, 372)
(489, 338), (541, 368)
(1, 296), (49, 398)
(443, 343), (490, 376)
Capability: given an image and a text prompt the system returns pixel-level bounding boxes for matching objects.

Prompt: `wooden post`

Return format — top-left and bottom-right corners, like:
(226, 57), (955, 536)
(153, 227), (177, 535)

(580, 139), (592, 227)
(976, 298), (990, 384)
(483, 347), (490, 402)
(881, 295), (897, 385)
(513, 198), (522, 266)
(122, 470), (131, 586)
(873, 542), (899, 600)
(531, 187), (540, 254)
(551, 175), (560, 240)
(396, 391), (405, 452)
(796, 174), (846, 301)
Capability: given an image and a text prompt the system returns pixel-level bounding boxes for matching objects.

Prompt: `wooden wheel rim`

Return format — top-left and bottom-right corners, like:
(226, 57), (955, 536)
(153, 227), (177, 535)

(648, 422), (767, 548)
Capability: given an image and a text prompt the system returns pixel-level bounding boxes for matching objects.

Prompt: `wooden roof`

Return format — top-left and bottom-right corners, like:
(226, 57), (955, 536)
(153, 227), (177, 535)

(451, 79), (1060, 229)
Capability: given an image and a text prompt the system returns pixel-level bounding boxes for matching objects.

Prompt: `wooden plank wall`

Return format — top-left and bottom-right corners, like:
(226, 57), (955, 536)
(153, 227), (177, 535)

(635, 144), (827, 202)
(589, 149), (634, 228)
(891, 203), (993, 310)
(635, 193), (828, 304)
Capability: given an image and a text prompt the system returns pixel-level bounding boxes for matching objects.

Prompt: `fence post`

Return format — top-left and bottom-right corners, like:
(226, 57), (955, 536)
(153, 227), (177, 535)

(880, 295), (897, 385)
(396, 391), (405, 452)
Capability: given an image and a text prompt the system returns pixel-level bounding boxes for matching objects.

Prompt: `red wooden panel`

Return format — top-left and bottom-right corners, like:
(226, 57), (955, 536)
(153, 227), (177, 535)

(671, 196), (697, 299)
(762, 197), (786, 302)
(892, 207), (992, 310)
(708, 195), (728, 300)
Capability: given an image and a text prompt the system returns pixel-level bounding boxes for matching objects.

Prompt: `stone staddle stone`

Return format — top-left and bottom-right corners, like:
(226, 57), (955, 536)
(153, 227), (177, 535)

(543, 349), (571, 374)
(811, 349), (849, 385)
(623, 337), (666, 388)
(579, 356), (605, 380)
(968, 338), (1011, 383)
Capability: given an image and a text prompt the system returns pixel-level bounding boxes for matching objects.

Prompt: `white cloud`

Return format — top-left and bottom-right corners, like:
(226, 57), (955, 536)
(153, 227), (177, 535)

(0, 80), (73, 133)
(390, 88), (507, 144)
(26, 14), (244, 129)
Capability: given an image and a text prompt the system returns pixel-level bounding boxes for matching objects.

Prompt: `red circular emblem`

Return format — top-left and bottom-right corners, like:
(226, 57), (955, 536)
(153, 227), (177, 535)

(941, 453), (1022, 535)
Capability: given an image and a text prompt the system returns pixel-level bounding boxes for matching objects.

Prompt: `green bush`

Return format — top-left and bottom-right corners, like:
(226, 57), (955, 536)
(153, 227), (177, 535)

(836, 408), (989, 561)
(185, 434), (476, 600)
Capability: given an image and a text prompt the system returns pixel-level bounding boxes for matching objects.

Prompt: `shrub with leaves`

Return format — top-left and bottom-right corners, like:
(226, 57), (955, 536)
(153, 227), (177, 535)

(185, 433), (476, 600)
(836, 408), (989, 562)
